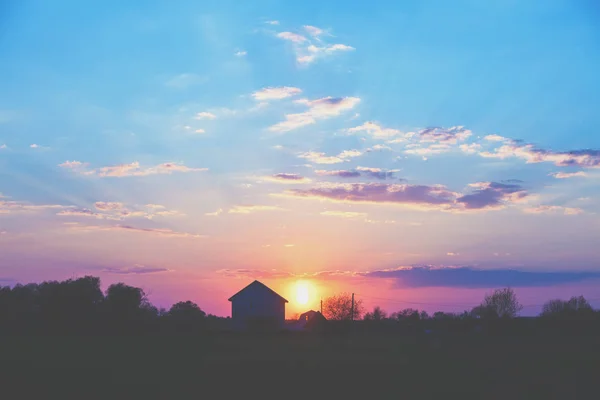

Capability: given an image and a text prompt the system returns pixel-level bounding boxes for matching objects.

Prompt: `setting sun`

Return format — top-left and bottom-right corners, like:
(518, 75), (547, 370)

(295, 281), (310, 305)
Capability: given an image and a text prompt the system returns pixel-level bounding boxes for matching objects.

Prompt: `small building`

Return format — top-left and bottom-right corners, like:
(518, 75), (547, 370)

(291, 310), (327, 331)
(228, 280), (288, 331)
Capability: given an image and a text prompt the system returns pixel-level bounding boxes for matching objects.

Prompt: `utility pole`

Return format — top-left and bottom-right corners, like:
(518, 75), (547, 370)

(320, 299), (323, 314)
(351, 293), (355, 321)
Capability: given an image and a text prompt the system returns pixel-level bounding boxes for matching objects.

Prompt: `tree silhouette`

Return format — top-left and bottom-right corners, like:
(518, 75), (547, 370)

(472, 288), (522, 318)
(541, 296), (594, 318)
(322, 293), (364, 320)
(364, 306), (387, 321)
(168, 301), (207, 332)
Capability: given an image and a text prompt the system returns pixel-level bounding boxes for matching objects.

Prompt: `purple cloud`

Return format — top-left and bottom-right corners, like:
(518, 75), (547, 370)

(365, 265), (600, 288)
(285, 183), (457, 210)
(102, 265), (171, 275)
(457, 182), (528, 210)
(315, 167), (400, 180)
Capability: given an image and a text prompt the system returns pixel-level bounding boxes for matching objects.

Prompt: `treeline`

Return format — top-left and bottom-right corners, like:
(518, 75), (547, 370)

(0, 276), (227, 335)
(319, 289), (600, 335)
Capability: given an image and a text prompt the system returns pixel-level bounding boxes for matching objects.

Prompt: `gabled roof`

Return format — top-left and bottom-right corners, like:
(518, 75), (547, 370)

(228, 280), (289, 303)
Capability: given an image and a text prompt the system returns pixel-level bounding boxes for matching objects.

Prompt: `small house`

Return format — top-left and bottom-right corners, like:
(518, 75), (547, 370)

(228, 280), (288, 331)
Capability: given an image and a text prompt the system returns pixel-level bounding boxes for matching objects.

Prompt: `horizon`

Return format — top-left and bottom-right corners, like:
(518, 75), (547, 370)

(1, 0), (600, 318)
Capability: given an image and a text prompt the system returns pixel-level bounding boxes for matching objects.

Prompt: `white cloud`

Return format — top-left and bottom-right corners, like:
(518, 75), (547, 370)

(195, 112), (217, 120)
(229, 205), (286, 214)
(205, 208), (223, 216)
(194, 129), (206, 134)
(550, 171), (587, 179)
(460, 143), (482, 154)
(304, 25), (324, 37)
(277, 32), (307, 43)
(298, 149), (364, 164)
(320, 211), (367, 218)
(234, 50), (247, 57)
(484, 134), (508, 142)
(348, 121), (403, 139)
(59, 161), (207, 177)
(30, 144), (40, 148)
(269, 96), (360, 132)
(265, 20), (280, 25)
(0, 144), (6, 149)
(252, 86), (302, 101)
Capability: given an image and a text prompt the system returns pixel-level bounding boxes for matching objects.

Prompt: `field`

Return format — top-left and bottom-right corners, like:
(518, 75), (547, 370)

(1, 330), (598, 399)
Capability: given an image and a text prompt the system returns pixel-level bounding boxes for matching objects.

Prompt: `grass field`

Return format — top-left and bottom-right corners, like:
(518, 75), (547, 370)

(1, 331), (598, 399)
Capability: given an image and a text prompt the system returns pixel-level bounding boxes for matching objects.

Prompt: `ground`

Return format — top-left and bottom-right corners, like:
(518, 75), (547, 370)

(1, 332), (598, 399)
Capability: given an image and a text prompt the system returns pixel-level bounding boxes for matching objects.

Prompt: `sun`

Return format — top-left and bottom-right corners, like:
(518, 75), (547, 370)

(295, 281), (310, 305)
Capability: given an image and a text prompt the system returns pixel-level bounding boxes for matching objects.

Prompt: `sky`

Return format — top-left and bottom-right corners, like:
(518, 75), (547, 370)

(1, 0), (600, 317)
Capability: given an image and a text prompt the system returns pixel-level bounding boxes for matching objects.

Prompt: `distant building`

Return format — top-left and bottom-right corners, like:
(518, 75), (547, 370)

(288, 310), (327, 331)
(228, 280), (288, 331)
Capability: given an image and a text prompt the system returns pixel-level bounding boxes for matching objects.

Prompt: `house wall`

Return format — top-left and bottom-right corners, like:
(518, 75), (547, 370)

(231, 286), (285, 330)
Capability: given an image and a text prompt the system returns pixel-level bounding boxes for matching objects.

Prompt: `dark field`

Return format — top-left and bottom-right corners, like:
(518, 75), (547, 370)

(1, 331), (598, 399)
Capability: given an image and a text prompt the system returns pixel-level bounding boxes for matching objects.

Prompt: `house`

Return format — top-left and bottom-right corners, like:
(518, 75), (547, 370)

(288, 310), (327, 331)
(228, 280), (288, 331)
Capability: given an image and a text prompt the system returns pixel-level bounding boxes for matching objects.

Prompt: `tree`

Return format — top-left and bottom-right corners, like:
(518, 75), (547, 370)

(472, 288), (522, 318)
(167, 301), (207, 332)
(322, 293), (364, 320)
(541, 296), (594, 317)
(390, 308), (421, 322)
(364, 306), (387, 321)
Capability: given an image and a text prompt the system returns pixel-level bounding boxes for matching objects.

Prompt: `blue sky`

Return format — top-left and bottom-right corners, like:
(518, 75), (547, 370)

(1, 0), (600, 315)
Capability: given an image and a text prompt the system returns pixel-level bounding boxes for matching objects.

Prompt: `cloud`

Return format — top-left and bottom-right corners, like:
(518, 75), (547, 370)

(56, 202), (183, 221)
(417, 126), (472, 144)
(262, 173), (311, 184)
(234, 50), (247, 57)
(298, 43), (354, 64)
(348, 121), (404, 139)
(320, 211), (367, 218)
(194, 129), (206, 134)
(277, 31), (307, 43)
(282, 182), (458, 210)
(298, 148), (363, 164)
(479, 140), (600, 168)
(195, 112), (217, 120)
(282, 180), (529, 213)
(456, 182), (529, 211)
(59, 161), (207, 177)
(30, 144), (42, 149)
(66, 223), (205, 238)
(228, 205), (286, 214)
(56, 209), (109, 220)
(1, 200), (72, 214)
(447, 252), (460, 256)
(315, 167), (399, 180)
(252, 86), (302, 101)
(58, 160), (88, 169)
(265, 20), (280, 25)
(269, 96), (360, 132)
(460, 143), (482, 154)
(94, 201), (125, 211)
(315, 169), (361, 178)
(484, 134), (509, 142)
(0, 144), (6, 149)
(205, 208), (223, 216)
(303, 25), (324, 37)
(165, 73), (207, 89)
(550, 171), (588, 179)
(365, 265), (600, 288)
(524, 205), (584, 215)
(102, 265), (171, 275)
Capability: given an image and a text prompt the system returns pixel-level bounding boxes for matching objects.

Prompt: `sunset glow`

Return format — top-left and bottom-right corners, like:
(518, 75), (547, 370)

(295, 281), (310, 306)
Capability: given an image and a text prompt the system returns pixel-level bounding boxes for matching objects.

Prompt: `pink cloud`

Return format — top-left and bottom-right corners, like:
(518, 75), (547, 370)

(269, 96), (360, 132)
(59, 161), (207, 177)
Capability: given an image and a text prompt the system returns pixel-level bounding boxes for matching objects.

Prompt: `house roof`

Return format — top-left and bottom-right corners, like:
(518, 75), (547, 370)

(228, 280), (289, 303)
